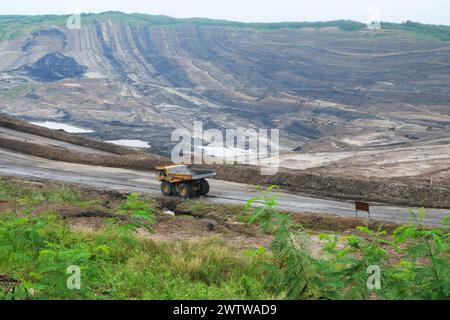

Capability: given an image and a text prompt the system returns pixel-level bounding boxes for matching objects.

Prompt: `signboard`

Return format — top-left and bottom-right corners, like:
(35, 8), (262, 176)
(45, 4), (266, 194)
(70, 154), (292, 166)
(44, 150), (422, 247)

(355, 201), (370, 213)
(355, 201), (371, 220)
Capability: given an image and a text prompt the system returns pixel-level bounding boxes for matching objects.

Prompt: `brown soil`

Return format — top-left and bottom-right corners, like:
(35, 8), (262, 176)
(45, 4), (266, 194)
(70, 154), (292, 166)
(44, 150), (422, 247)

(42, 205), (272, 249)
(206, 164), (450, 209)
(291, 212), (401, 233)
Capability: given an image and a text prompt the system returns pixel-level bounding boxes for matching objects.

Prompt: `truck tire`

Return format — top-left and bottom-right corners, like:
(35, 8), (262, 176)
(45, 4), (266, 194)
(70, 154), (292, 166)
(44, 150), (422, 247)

(161, 182), (173, 196)
(178, 182), (194, 199)
(200, 179), (210, 195)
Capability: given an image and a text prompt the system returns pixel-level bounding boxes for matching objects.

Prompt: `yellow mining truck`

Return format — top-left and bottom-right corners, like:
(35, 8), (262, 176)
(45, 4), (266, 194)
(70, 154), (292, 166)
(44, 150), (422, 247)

(156, 165), (216, 198)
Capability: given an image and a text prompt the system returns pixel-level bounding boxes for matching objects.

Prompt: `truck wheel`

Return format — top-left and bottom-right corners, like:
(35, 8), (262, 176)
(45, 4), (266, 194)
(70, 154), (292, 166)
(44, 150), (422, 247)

(178, 183), (194, 199)
(200, 180), (210, 195)
(161, 182), (173, 196)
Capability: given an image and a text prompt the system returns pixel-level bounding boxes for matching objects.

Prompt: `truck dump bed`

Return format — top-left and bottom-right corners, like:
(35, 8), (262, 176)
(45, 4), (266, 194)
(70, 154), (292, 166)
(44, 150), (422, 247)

(164, 165), (216, 180)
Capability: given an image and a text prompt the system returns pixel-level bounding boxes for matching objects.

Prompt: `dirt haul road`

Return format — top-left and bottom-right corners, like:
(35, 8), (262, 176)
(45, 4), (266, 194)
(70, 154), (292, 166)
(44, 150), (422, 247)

(0, 147), (448, 226)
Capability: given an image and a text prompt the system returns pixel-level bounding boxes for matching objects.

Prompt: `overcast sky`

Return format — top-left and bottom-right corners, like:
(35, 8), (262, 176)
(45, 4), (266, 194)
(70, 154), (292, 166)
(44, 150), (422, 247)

(1, 0), (449, 25)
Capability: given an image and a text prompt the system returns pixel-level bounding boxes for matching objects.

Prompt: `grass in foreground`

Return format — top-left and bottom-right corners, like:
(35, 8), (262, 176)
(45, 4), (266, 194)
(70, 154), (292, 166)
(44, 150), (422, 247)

(0, 178), (272, 300)
(0, 211), (271, 299)
(0, 178), (448, 300)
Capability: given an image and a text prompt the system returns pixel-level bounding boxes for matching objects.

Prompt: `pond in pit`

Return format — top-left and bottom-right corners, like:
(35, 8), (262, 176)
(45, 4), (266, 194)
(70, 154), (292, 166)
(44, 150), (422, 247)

(30, 121), (94, 134)
(106, 140), (151, 148)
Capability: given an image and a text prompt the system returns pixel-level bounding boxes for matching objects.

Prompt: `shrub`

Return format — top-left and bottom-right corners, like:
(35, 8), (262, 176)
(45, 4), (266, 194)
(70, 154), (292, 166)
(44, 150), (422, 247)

(245, 186), (450, 300)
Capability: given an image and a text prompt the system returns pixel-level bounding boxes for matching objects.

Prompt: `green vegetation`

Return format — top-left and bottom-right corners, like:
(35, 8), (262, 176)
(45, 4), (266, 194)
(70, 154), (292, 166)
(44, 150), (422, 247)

(0, 178), (448, 300)
(0, 179), (99, 208)
(79, 11), (365, 32)
(0, 15), (66, 40)
(244, 187), (450, 300)
(383, 20), (450, 42)
(0, 11), (365, 40)
(0, 212), (271, 299)
(116, 193), (156, 232)
(1, 11), (449, 42)
(0, 178), (271, 300)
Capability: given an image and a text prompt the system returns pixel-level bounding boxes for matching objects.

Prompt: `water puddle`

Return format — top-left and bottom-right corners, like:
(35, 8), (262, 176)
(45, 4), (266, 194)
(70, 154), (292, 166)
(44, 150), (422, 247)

(106, 139), (151, 148)
(30, 121), (94, 134)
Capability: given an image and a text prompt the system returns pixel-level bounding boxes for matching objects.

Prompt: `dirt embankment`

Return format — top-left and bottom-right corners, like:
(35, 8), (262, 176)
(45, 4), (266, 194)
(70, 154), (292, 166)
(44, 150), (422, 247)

(0, 114), (139, 156)
(0, 114), (448, 209)
(0, 135), (170, 170)
(207, 164), (450, 209)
